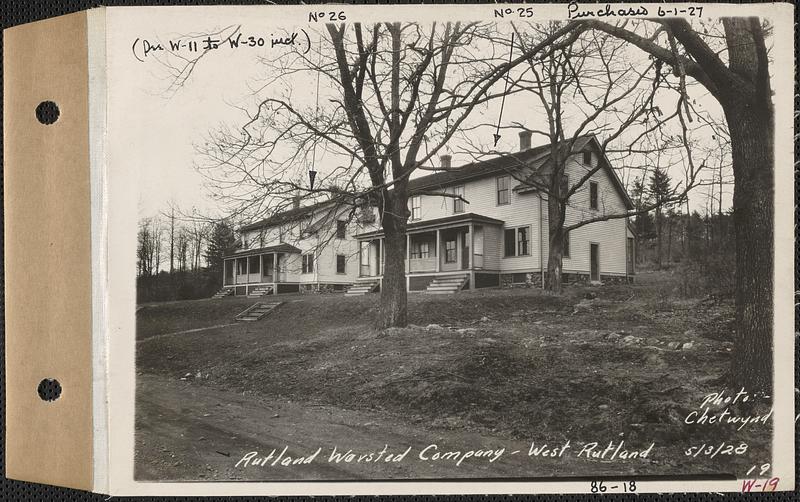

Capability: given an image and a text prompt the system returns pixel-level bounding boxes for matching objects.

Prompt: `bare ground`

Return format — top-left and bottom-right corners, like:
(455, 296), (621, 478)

(135, 271), (772, 481)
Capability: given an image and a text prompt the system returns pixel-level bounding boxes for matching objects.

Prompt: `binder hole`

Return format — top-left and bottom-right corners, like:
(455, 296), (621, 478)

(35, 101), (60, 125)
(37, 378), (62, 402)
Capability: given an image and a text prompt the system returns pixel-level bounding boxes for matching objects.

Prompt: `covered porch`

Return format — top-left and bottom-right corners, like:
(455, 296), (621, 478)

(354, 213), (504, 286)
(222, 243), (301, 293)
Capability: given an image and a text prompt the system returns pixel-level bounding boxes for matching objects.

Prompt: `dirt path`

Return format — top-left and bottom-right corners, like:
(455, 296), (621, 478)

(135, 374), (658, 482)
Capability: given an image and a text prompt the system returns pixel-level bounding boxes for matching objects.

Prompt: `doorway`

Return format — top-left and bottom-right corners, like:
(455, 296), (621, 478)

(590, 243), (600, 281)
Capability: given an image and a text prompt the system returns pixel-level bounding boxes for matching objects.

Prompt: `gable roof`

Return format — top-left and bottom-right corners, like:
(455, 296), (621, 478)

(240, 135), (633, 232)
(239, 199), (334, 232)
(406, 135), (632, 210)
(407, 142), (552, 193)
(513, 136), (634, 210)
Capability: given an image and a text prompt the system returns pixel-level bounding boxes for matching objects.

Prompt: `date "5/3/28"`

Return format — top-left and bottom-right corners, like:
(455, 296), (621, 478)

(685, 442), (748, 458)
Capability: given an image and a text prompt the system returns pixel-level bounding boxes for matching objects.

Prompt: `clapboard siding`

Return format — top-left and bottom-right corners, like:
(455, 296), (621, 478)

(546, 153), (629, 276)
(409, 175), (544, 271)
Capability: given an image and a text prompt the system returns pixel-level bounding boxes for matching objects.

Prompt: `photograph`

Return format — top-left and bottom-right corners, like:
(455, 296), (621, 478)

(119, 5), (784, 486)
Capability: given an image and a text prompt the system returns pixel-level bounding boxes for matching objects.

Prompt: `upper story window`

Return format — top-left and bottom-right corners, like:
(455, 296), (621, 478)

(411, 196), (422, 220)
(589, 181), (599, 210)
(278, 226), (285, 243)
(301, 254), (314, 274)
(336, 220), (347, 239)
(583, 150), (592, 165)
(497, 176), (509, 205)
(452, 185), (465, 214)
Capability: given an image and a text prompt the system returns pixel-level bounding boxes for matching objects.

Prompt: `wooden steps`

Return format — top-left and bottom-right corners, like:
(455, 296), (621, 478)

(247, 285), (274, 298)
(345, 279), (379, 296)
(211, 287), (234, 299)
(425, 274), (469, 294)
(235, 301), (282, 322)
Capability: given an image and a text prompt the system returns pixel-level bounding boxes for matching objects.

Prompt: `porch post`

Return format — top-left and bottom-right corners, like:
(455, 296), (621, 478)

(406, 234), (411, 292)
(358, 242), (363, 277)
(469, 223), (475, 289)
(435, 229), (441, 272)
(379, 238), (384, 275)
(406, 233), (410, 270)
(272, 253), (278, 293)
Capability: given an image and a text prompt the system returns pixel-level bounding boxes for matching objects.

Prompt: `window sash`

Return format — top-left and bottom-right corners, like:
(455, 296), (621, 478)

(590, 181), (599, 209)
(302, 254), (314, 274)
(411, 196), (421, 220)
(445, 240), (457, 263)
(336, 254), (346, 274)
(517, 227), (529, 256)
(563, 230), (570, 257)
(504, 229), (516, 257)
(336, 220), (346, 239)
(453, 186), (465, 213)
(497, 176), (509, 205)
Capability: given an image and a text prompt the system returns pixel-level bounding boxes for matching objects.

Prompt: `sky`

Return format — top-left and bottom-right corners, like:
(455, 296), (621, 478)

(107, 7), (737, 223)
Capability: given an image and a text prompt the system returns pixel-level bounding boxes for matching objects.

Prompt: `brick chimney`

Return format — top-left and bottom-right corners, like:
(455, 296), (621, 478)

(440, 154), (452, 169)
(519, 130), (532, 151)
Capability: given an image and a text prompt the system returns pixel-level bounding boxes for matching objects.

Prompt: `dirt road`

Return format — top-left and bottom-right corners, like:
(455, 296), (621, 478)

(136, 374), (665, 481)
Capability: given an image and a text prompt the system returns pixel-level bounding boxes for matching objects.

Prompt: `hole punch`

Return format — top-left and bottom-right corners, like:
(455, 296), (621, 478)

(37, 378), (62, 402)
(35, 101), (60, 125)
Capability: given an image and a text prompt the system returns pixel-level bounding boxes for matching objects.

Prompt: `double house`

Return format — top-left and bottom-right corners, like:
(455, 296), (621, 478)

(220, 132), (636, 297)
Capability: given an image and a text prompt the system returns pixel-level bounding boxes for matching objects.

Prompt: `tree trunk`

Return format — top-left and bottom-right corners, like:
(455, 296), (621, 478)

(655, 209), (662, 268)
(545, 197), (564, 293)
(379, 191), (409, 328)
(724, 103), (774, 394)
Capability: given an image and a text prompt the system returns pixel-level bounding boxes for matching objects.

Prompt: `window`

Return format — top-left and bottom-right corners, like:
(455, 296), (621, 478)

(496, 176), (509, 205)
(560, 174), (569, 197)
(236, 258), (247, 275)
(452, 185), (465, 213)
(583, 150), (592, 165)
(336, 254), (346, 274)
(504, 227), (530, 257)
(589, 181), (599, 210)
(336, 220), (347, 239)
(411, 196), (422, 220)
(563, 230), (570, 258)
(410, 241), (430, 259)
(302, 254), (314, 274)
(445, 239), (457, 263)
(504, 228), (516, 257)
(517, 226), (530, 256)
(278, 226), (285, 243)
(248, 255), (260, 274)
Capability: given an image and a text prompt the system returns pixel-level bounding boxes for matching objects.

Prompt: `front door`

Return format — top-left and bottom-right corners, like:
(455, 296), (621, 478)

(590, 243), (600, 281)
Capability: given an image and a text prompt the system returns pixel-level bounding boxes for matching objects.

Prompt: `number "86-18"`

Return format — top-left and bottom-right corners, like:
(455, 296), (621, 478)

(590, 480), (636, 493)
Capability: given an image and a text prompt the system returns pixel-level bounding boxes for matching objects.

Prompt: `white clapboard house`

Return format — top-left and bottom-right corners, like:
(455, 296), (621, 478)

(220, 133), (636, 297)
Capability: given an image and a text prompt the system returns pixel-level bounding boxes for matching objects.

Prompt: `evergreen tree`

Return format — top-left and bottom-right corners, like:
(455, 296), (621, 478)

(204, 220), (236, 279)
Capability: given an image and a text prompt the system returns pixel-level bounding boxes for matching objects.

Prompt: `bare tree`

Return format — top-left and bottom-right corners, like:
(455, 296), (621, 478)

(195, 22), (577, 327)
(458, 24), (706, 292)
(555, 17), (776, 392)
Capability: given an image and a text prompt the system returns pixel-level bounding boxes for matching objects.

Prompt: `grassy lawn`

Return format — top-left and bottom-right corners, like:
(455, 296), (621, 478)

(136, 271), (771, 478)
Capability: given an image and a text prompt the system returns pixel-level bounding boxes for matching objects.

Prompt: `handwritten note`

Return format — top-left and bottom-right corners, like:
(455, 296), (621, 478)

(131, 29), (311, 62)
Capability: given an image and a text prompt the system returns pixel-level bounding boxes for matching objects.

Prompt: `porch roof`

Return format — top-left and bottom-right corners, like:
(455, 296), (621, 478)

(223, 243), (301, 259)
(354, 212), (504, 240)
